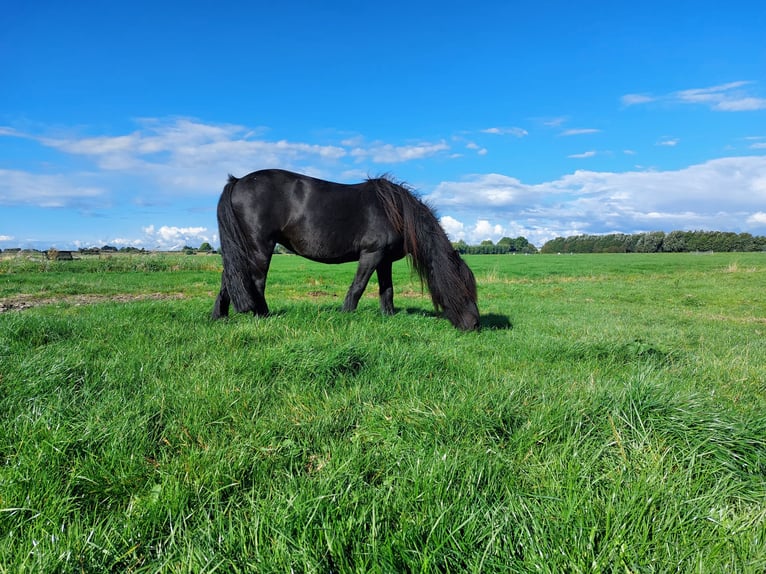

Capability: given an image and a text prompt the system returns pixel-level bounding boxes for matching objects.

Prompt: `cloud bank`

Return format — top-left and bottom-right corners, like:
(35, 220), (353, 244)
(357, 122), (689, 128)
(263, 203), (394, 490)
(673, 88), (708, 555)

(2, 115), (766, 249)
(428, 155), (766, 246)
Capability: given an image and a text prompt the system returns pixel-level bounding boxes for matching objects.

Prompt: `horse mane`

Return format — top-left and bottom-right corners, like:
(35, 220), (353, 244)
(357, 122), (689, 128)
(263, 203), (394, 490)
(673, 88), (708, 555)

(365, 176), (477, 313)
(366, 175), (420, 262)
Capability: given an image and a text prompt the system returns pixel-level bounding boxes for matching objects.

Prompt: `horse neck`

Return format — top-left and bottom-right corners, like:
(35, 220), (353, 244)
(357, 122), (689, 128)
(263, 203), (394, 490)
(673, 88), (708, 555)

(371, 178), (465, 309)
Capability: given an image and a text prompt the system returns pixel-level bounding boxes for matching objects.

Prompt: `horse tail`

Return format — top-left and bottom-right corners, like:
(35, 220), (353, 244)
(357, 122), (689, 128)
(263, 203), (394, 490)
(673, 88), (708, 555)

(217, 175), (258, 313)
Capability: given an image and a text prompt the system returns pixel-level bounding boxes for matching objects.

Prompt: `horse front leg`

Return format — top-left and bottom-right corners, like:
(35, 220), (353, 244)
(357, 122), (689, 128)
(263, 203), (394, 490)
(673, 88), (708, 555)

(342, 251), (383, 312)
(376, 259), (395, 315)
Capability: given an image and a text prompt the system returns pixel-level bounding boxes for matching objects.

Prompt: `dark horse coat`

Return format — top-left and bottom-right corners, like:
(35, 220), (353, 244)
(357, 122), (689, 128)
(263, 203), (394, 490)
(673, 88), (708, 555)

(212, 169), (480, 330)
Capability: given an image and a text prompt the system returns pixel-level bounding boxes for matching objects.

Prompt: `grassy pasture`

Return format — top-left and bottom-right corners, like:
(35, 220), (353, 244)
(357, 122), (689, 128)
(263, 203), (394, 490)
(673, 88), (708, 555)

(1, 252), (765, 572)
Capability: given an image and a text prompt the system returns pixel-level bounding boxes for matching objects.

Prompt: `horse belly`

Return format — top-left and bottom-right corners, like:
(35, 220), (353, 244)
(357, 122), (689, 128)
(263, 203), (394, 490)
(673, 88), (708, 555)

(279, 221), (366, 264)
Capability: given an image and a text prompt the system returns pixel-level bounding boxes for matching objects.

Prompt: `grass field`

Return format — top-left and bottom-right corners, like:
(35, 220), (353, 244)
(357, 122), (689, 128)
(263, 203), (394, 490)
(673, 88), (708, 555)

(1, 252), (765, 572)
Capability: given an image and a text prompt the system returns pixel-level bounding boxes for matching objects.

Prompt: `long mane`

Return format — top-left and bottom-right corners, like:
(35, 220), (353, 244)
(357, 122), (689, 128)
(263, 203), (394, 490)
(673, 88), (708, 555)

(365, 176), (477, 314)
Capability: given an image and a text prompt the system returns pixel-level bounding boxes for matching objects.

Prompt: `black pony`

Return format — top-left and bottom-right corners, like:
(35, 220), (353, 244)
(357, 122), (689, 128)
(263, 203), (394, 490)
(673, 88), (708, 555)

(211, 169), (480, 330)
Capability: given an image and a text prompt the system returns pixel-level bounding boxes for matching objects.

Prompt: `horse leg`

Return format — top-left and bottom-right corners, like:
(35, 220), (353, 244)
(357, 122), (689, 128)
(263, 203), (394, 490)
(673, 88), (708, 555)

(249, 243), (274, 316)
(342, 251), (383, 312)
(376, 259), (395, 315)
(211, 275), (231, 319)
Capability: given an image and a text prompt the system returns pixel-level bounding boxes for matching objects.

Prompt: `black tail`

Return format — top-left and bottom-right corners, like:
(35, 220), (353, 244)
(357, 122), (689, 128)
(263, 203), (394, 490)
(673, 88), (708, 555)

(217, 175), (259, 313)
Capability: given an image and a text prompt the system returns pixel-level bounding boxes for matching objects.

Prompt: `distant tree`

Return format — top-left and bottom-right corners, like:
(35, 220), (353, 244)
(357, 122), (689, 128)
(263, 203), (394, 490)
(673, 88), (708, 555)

(199, 242), (213, 252)
(510, 236), (537, 254)
(731, 233), (754, 252)
(452, 240), (468, 254)
(541, 237), (565, 254)
(662, 231), (688, 252)
(635, 231), (665, 253)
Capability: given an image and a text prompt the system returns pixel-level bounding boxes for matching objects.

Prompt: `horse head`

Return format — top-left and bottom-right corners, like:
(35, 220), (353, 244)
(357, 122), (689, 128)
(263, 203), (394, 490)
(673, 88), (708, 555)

(439, 251), (480, 331)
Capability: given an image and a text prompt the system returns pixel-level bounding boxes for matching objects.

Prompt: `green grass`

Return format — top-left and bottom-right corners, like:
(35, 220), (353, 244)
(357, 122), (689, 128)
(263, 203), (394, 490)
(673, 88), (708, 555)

(1, 253), (765, 572)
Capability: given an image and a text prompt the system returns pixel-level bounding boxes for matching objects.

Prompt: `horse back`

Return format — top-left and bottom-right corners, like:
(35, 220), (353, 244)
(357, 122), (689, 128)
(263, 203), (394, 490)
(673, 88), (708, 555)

(228, 169), (403, 263)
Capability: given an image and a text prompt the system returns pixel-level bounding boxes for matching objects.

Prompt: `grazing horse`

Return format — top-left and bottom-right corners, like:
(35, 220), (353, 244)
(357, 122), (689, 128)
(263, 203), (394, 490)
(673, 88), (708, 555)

(211, 169), (480, 330)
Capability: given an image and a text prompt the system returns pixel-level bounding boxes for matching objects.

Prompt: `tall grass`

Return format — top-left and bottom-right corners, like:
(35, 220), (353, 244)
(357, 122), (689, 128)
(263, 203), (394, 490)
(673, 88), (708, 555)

(1, 253), (765, 572)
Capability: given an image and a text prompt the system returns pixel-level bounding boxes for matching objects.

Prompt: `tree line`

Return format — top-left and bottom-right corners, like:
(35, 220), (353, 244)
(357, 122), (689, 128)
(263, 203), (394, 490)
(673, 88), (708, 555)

(6, 231), (763, 259)
(452, 237), (539, 254)
(540, 231), (766, 254)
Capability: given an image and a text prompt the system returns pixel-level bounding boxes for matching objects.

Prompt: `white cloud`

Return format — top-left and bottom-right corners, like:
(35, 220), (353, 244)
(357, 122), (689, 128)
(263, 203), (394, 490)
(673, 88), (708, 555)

(0, 235), (14, 242)
(747, 212), (766, 225)
(621, 93), (656, 106)
(142, 224), (214, 250)
(0, 120), (455, 209)
(568, 151), (597, 159)
(561, 128), (601, 136)
(0, 169), (107, 208)
(542, 117), (568, 127)
(657, 138), (679, 147)
(714, 97), (766, 111)
(674, 81), (751, 105)
(438, 215), (580, 247)
(439, 216), (521, 245)
(52, 128), (346, 172)
(430, 173), (533, 208)
(622, 81), (766, 112)
(439, 215), (466, 239)
(350, 140), (449, 163)
(109, 238), (135, 246)
(2, 119), (350, 201)
(465, 142), (488, 155)
(473, 219), (505, 240)
(481, 127), (528, 137)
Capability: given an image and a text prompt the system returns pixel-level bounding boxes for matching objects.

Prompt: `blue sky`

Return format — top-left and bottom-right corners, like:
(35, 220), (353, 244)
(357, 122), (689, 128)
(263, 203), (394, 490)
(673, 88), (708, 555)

(2, 0), (765, 250)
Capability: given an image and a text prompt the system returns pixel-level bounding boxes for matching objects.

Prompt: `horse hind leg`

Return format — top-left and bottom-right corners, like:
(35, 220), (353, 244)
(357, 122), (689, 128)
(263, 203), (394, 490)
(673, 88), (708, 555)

(218, 240), (273, 317)
(249, 268), (270, 316)
(246, 242), (274, 317)
(211, 275), (231, 319)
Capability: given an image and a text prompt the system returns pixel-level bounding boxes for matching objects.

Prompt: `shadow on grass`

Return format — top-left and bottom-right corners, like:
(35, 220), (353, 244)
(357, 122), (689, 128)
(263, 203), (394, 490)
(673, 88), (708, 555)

(402, 307), (513, 331)
(215, 304), (512, 331)
(480, 313), (513, 330)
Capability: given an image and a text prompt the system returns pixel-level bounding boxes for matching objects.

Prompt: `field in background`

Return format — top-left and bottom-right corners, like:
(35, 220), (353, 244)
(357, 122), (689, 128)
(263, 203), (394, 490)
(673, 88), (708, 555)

(1, 253), (765, 572)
